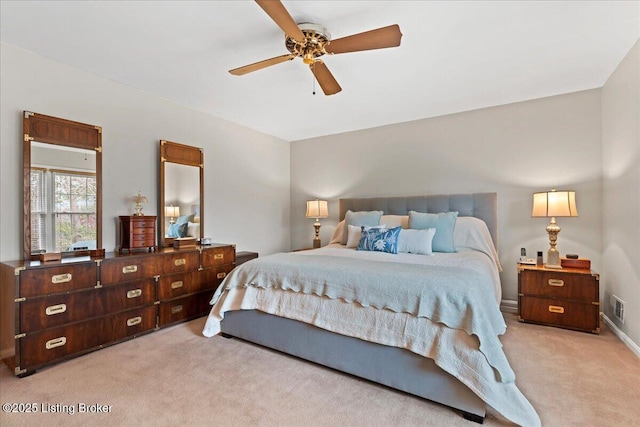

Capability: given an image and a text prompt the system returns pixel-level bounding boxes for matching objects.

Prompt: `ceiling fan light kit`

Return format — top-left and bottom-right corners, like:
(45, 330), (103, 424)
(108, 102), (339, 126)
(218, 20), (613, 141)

(230, 0), (402, 96)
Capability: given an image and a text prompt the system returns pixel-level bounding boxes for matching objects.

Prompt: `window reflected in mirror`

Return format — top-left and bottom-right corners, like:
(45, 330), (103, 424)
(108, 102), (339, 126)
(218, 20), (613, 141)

(30, 142), (97, 253)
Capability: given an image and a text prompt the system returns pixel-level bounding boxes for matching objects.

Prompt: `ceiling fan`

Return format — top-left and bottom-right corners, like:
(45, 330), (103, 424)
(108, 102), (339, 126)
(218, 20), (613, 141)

(229, 0), (403, 96)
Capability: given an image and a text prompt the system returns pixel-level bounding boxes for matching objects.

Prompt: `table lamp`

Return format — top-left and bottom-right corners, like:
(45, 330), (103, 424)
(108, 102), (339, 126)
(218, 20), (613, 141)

(531, 189), (578, 269)
(305, 200), (328, 248)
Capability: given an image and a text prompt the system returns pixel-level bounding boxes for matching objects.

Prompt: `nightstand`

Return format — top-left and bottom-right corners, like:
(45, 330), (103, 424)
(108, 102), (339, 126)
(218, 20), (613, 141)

(235, 251), (258, 267)
(518, 264), (600, 334)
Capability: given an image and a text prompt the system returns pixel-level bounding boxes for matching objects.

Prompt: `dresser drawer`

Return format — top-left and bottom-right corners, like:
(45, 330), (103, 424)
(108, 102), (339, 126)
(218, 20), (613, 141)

(18, 306), (156, 370)
(163, 251), (200, 275)
(201, 246), (235, 268)
(101, 256), (163, 284)
(519, 269), (598, 302)
(131, 221), (156, 230)
(519, 295), (599, 333)
(157, 271), (202, 300)
(158, 292), (211, 327)
(19, 263), (97, 298)
(19, 279), (156, 333)
(200, 264), (234, 291)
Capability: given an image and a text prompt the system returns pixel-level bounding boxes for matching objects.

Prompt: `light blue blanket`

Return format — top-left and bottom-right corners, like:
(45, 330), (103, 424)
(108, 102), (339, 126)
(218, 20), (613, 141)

(213, 252), (513, 383)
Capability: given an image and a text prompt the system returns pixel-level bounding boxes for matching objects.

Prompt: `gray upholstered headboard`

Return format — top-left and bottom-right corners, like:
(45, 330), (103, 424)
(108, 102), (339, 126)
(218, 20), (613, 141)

(339, 193), (498, 247)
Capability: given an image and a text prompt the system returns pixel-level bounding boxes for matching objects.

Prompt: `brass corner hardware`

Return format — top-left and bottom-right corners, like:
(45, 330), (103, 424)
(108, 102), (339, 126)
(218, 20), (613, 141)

(24, 111), (34, 118)
(94, 125), (102, 133)
(15, 333), (26, 339)
(24, 133), (34, 142)
(14, 266), (25, 276)
(14, 297), (26, 303)
(95, 146), (102, 152)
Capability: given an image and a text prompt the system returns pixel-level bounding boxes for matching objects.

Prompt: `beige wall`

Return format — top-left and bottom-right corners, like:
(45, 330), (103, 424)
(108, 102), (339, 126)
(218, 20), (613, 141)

(291, 90), (603, 303)
(0, 42), (291, 262)
(602, 40), (640, 348)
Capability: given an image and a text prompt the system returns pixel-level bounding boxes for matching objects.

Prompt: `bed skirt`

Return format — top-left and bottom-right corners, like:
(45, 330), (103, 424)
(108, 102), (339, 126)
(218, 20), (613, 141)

(220, 309), (486, 421)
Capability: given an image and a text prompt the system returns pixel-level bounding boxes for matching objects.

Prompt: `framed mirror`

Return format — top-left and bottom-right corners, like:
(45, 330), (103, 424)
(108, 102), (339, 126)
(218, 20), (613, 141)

(159, 140), (204, 247)
(23, 111), (102, 259)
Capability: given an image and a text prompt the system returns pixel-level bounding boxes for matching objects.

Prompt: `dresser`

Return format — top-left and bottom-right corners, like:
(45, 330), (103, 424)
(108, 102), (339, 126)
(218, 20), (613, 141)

(119, 215), (157, 253)
(518, 264), (600, 334)
(0, 244), (235, 376)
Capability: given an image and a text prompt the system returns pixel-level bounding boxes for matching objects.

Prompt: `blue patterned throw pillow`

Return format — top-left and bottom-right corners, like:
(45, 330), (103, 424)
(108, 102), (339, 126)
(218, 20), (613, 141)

(357, 226), (402, 254)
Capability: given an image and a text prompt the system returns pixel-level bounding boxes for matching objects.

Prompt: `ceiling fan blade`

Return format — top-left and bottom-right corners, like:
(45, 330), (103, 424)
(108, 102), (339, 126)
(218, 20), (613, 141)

(255, 0), (305, 43)
(310, 61), (342, 96)
(325, 24), (402, 54)
(229, 54), (295, 76)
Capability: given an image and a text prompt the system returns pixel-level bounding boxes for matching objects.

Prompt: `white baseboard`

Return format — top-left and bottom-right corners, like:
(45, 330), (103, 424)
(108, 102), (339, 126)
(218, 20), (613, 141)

(500, 299), (518, 314)
(602, 314), (640, 358)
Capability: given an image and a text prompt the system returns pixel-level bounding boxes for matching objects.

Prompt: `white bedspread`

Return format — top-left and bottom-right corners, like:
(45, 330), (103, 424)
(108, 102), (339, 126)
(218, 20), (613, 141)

(203, 246), (540, 426)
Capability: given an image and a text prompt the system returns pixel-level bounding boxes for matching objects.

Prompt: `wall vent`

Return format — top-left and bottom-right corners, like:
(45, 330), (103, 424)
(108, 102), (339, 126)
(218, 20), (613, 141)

(613, 295), (625, 324)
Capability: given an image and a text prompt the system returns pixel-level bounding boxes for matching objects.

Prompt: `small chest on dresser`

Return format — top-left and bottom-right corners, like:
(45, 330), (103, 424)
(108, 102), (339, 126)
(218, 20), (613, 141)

(518, 264), (600, 334)
(119, 215), (157, 253)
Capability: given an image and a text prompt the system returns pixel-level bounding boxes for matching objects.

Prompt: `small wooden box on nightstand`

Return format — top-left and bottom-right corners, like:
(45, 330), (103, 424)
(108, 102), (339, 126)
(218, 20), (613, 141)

(119, 215), (157, 253)
(518, 264), (600, 334)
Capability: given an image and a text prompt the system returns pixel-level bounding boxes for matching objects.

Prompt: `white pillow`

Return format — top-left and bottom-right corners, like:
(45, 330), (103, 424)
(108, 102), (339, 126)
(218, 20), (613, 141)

(346, 224), (386, 248)
(453, 216), (502, 272)
(329, 220), (345, 244)
(380, 215), (409, 229)
(397, 228), (436, 255)
(186, 222), (200, 238)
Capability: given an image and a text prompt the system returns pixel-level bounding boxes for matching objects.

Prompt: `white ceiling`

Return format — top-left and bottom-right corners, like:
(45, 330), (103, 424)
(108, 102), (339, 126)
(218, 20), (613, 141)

(1, 1), (638, 142)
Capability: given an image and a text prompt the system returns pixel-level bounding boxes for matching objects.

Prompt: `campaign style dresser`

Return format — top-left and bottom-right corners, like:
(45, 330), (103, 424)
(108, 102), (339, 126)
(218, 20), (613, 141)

(517, 264), (600, 334)
(0, 244), (235, 377)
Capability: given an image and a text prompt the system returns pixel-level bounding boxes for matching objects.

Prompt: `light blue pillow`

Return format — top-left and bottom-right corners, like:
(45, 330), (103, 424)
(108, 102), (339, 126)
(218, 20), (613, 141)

(168, 222), (188, 238)
(408, 211), (458, 253)
(357, 226), (402, 254)
(341, 210), (383, 245)
(175, 214), (194, 225)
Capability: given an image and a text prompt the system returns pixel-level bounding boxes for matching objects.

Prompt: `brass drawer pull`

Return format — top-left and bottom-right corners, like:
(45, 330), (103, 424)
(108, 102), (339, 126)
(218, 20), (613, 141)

(127, 289), (142, 299)
(45, 337), (67, 350)
(174, 258), (186, 266)
(549, 305), (565, 314)
(45, 304), (67, 316)
(214, 253), (224, 260)
(170, 280), (184, 289)
(216, 272), (226, 279)
(171, 305), (183, 314)
(548, 279), (564, 287)
(122, 265), (138, 274)
(127, 316), (142, 327)
(51, 273), (72, 284)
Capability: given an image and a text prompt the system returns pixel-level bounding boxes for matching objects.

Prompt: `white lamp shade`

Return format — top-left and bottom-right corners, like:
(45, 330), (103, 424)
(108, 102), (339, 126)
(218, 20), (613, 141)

(305, 200), (328, 218)
(165, 205), (180, 218)
(532, 190), (578, 218)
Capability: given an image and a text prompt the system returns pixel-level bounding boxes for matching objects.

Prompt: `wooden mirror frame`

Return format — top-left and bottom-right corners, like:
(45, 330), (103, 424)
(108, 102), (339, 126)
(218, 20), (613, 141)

(159, 140), (204, 247)
(23, 111), (102, 260)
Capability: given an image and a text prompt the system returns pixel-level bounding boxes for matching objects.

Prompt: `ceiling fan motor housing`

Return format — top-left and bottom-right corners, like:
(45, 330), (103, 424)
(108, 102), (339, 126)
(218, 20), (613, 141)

(285, 23), (331, 64)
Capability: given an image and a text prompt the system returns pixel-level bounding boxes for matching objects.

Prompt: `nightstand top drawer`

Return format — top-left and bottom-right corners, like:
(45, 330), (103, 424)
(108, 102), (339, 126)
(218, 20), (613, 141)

(519, 268), (598, 302)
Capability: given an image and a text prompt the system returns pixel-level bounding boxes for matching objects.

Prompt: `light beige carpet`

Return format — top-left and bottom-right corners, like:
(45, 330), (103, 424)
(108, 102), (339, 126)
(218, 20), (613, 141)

(0, 314), (638, 426)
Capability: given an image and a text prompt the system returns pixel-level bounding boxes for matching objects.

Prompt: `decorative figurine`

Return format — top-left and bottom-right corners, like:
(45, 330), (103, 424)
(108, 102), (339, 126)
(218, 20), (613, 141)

(132, 191), (148, 216)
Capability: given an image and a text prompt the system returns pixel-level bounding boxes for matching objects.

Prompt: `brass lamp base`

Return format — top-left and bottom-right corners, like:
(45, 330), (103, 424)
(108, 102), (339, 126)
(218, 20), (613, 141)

(544, 217), (562, 269)
(312, 221), (321, 249)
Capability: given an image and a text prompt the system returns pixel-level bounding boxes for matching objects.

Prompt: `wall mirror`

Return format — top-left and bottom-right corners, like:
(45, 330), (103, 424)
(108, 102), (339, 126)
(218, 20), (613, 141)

(23, 111), (102, 259)
(159, 140), (204, 247)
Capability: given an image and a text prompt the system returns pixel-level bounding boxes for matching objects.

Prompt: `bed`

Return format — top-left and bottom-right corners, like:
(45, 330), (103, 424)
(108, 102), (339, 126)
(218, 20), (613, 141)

(203, 193), (540, 426)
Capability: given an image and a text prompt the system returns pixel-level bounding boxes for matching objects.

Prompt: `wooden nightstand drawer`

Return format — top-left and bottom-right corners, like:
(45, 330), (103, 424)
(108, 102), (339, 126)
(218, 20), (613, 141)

(519, 269), (598, 302)
(519, 296), (599, 333)
(518, 264), (600, 334)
